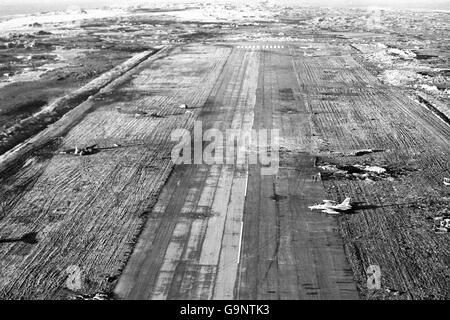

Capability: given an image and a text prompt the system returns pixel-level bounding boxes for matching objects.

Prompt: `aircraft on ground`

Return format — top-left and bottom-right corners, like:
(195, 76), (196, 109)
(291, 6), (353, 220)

(308, 198), (352, 215)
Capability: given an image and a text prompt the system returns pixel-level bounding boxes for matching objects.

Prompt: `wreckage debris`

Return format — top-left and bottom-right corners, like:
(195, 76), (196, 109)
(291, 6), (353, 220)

(178, 104), (188, 109)
(317, 162), (415, 181)
(318, 163), (386, 180)
(60, 144), (99, 156)
(444, 178), (450, 186)
(73, 292), (113, 300)
(116, 107), (162, 118)
(434, 217), (450, 233)
(361, 166), (386, 174)
(385, 288), (406, 296)
(59, 143), (126, 156)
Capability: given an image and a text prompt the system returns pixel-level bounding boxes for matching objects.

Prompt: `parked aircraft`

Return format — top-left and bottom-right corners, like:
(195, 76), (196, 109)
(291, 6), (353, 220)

(308, 198), (352, 215)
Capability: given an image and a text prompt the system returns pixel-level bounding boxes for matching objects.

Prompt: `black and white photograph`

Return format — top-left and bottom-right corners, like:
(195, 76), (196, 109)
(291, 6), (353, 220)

(0, 0), (449, 306)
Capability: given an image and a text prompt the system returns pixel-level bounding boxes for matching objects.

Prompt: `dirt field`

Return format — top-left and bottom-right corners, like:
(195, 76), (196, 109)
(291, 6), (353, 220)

(0, 44), (230, 299)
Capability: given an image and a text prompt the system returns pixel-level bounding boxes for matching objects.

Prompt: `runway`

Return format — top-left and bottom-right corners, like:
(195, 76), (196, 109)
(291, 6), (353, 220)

(115, 43), (360, 299)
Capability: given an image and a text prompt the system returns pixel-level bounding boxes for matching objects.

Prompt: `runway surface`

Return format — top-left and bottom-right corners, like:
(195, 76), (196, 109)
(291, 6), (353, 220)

(115, 43), (360, 299)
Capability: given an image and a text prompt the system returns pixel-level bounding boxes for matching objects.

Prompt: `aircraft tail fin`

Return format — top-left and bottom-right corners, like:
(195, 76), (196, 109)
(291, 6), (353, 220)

(341, 197), (351, 207)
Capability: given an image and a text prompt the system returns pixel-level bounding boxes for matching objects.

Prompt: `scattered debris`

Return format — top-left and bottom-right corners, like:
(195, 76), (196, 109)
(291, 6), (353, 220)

(60, 144), (99, 156)
(318, 162), (414, 181)
(362, 166), (386, 174)
(73, 292), (113, 300)
(385, 288), (406, 296)
(116, 106), (162, 118)
(308, 197), (352, 215)
(22, 157), (37, 168)
(58, 143), (126, 156)
(147, 113), (164, 118)
(116, 106), (147, 116)
(434, 217), (450, 233)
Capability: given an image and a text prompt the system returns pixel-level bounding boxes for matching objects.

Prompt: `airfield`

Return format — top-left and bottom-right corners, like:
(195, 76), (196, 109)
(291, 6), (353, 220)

(0, 4), (449, 300)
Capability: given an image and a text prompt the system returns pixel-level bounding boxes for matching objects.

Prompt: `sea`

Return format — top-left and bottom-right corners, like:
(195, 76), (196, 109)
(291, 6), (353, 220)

(0, 0), (132, 17)
(1, 0), (449, 18)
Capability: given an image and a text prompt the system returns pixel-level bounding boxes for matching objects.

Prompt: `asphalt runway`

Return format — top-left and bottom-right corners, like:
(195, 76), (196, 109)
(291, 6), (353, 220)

(115, 43), (359, 300)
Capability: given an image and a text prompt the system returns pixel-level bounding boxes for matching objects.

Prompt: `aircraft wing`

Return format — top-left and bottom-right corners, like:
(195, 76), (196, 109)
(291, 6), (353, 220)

(323, 208), (340, 215)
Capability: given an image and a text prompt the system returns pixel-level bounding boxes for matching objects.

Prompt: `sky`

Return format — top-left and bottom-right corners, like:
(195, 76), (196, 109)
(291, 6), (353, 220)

(1, 0), (449, 16)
